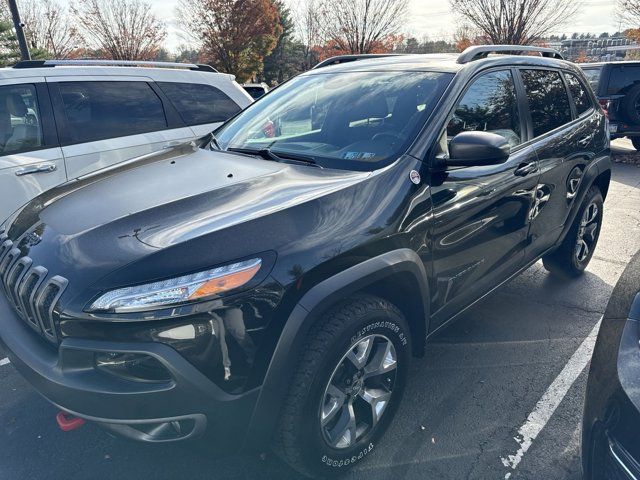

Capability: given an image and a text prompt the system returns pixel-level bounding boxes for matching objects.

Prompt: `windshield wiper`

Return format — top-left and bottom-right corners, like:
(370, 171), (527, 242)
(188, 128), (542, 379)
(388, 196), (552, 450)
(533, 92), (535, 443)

(227, 147), (319, 167)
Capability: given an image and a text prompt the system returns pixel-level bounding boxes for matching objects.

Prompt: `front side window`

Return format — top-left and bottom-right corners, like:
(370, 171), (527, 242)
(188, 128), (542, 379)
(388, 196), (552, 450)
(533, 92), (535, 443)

(521, 70), (572, 137)
(57, 81), (167, 145)
(158, 82), (241, 126)
(565, 73), (592, 116)
(0, 84), (43, 155)
(216, 71), (453, 171)
(447, 70), (521, 148)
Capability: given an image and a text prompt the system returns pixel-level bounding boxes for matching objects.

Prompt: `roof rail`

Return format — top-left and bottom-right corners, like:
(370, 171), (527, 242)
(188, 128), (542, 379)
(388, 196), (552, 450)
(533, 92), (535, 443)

(457, 45), (564, 64)
(12, 59), (218, 73)
(312, 54), (403, 69)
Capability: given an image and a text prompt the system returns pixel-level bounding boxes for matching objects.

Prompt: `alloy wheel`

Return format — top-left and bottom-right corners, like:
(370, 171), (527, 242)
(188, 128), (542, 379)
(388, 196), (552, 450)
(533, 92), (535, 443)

(575, 202), (600, 263)
(319, 334), (397, 449)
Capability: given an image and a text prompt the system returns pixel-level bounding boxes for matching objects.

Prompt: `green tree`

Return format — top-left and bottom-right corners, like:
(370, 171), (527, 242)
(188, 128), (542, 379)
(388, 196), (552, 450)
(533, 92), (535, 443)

(261, 0), (305, 85)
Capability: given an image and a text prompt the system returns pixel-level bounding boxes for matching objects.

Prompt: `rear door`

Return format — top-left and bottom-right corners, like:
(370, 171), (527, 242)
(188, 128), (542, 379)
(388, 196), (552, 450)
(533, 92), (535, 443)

(47, 76), (194, 178)
(0, 79), (66, 223)
(520, 68), (599, 259)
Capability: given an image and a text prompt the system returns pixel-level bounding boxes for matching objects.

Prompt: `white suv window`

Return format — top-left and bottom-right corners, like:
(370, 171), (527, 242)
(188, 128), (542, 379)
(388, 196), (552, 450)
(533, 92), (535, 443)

(57, 81), (168, 145)
(0, 84), (43, 155)
(157, 82), (241, 126)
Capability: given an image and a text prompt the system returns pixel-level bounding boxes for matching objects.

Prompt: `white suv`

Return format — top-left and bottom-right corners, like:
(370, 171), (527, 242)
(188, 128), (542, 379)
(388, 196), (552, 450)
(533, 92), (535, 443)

(0, 59), (252, 222)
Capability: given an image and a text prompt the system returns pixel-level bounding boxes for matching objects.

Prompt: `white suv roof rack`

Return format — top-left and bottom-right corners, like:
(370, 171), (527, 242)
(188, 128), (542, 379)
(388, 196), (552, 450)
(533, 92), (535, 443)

(12, 59), (218, 73)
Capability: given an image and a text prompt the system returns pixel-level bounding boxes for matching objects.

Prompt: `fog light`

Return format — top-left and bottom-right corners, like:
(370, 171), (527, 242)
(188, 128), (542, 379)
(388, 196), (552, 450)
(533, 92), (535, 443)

(95, 352), (171, 383)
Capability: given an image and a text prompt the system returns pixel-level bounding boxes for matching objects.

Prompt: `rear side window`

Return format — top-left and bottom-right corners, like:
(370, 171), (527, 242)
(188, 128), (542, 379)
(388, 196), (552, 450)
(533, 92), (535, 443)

(447, 70), (521, 147)
(521, 70), (572, 137)
(157, 82), (241, 126)
(606, 65), (640, 95)
(565, 73), (592, 116)
(57, 81), (167, 145)
(0, 84), (43, 154)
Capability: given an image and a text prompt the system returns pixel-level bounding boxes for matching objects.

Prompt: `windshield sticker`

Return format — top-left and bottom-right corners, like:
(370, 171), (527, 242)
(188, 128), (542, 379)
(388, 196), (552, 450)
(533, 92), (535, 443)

(343, 151), (376, 160)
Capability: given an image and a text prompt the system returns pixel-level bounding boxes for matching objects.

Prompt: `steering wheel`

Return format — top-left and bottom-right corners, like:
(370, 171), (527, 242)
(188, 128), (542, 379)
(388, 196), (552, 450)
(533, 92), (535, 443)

(372, 131), (404, 144)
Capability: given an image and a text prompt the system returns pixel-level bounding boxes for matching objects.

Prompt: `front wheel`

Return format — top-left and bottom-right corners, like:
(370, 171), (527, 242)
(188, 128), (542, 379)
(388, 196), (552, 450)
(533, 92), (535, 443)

(543, 186), (603, 277)
(275, 295), (411, 478)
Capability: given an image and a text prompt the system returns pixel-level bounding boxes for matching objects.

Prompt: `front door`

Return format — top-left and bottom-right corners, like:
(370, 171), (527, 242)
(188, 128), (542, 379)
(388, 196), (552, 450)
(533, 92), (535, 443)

(0, 80), (66, 223)
(429, 69), (540, 328)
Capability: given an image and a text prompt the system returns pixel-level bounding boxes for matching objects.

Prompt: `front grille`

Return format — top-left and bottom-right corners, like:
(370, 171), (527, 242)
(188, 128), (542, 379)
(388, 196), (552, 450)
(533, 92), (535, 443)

(0, 229), (68, 344)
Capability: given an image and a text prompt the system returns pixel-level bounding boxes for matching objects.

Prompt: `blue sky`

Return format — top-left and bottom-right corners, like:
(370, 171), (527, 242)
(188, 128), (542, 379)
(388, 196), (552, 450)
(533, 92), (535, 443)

(57, 0), (623, 52)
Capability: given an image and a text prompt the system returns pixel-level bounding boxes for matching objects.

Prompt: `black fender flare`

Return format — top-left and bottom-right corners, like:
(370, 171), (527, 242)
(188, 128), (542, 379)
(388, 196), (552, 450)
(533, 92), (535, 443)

(556, 154), (611, 247)
(243, 248), (430, 449)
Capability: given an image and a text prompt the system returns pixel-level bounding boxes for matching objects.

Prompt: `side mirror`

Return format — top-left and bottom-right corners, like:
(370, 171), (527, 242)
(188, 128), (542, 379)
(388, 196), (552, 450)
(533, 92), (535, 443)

(448, 131), (511, 167)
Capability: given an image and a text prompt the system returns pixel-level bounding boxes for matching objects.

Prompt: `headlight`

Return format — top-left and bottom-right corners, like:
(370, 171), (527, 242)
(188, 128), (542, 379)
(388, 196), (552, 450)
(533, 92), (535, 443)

(89, 258), (262, 313)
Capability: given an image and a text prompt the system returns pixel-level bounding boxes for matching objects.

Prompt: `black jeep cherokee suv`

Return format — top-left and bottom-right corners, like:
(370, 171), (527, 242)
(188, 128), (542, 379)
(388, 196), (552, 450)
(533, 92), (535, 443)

(581, 61), (640, 148)
(0, 45), (610, 477)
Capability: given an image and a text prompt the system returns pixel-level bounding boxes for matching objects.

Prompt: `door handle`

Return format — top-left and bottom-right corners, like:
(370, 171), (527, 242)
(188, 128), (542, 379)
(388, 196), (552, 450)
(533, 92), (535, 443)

(15, 163), (57, 176)
(514, 162), (538, 177)
(577, 133), (594, 147)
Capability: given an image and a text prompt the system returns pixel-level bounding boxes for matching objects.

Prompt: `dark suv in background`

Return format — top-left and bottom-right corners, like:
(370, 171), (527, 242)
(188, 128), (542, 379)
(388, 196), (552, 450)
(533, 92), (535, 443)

(582, 61), (640, 148)
(0, 45), (610, 478)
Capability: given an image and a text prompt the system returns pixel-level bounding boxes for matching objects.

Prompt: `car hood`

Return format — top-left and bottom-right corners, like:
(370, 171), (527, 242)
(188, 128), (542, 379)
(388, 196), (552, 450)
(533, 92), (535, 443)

(4, 143), (371, 308)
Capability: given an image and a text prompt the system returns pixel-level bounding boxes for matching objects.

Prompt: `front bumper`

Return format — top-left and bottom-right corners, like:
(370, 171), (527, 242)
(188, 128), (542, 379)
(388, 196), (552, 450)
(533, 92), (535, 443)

(0, 292), (260, 448)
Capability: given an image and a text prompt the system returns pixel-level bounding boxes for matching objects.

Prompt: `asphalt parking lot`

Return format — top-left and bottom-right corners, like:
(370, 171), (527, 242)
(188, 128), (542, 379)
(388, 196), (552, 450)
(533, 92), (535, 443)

(1, 140), (639, 480)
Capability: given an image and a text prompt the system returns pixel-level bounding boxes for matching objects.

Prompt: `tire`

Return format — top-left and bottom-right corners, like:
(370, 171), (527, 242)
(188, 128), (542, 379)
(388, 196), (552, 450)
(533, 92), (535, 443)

(542, 186), (604, 277)
(632, 137), (640, 151)
(275, 294), (411, 478)
(622, 84), (640, 124)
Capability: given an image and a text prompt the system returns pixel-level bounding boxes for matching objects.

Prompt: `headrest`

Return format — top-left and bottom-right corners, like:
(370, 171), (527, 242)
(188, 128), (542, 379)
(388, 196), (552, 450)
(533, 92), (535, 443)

(350, 93), (389, 121)
(7, 93), (27, 117)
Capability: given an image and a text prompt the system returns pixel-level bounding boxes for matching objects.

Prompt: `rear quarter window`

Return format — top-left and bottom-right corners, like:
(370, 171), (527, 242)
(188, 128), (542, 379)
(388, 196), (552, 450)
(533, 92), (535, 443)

(157, 82), (242, 126)
(606, 65), (640, 95)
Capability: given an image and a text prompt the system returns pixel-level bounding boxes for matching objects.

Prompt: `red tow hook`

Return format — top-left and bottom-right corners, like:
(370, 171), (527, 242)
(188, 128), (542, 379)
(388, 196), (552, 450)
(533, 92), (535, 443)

(56, 411), (85, 432)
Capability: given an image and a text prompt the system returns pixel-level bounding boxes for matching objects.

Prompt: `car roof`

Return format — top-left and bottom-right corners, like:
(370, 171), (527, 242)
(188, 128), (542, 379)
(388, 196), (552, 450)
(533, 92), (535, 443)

(303, 52), (578, 76)
(0, 64), (237, 84)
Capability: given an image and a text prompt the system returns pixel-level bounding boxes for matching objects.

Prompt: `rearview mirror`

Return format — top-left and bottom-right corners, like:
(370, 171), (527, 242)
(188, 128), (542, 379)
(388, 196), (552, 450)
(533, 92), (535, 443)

(448, 131), (510, 167)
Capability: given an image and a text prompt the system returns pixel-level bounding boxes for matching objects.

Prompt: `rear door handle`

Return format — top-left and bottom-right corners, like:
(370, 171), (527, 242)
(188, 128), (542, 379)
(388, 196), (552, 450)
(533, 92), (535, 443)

(15, 163), (57, 176)
(514, 162), (538, 177)
(577, 133), (594, 147)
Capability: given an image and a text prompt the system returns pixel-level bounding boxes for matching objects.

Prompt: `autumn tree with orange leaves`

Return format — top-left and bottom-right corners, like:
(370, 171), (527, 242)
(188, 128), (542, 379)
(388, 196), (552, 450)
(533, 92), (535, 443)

(178, 0), (282, 82)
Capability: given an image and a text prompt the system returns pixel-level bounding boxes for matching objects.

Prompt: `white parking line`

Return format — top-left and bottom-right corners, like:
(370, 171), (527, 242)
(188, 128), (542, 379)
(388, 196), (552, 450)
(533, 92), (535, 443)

(500, 320), (601, 479)
(0, 357), (9, 367)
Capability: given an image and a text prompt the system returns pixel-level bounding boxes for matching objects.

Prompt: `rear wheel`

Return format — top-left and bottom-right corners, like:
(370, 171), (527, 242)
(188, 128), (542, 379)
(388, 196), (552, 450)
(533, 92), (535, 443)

(542, 186), (603, 277)
(631, 137), (640, 151)
(275, 295), (411, 478)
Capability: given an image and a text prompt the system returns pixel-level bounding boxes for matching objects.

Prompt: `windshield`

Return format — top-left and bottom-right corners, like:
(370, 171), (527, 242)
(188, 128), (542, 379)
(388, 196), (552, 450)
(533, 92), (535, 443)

(217, 71), (454, 171)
